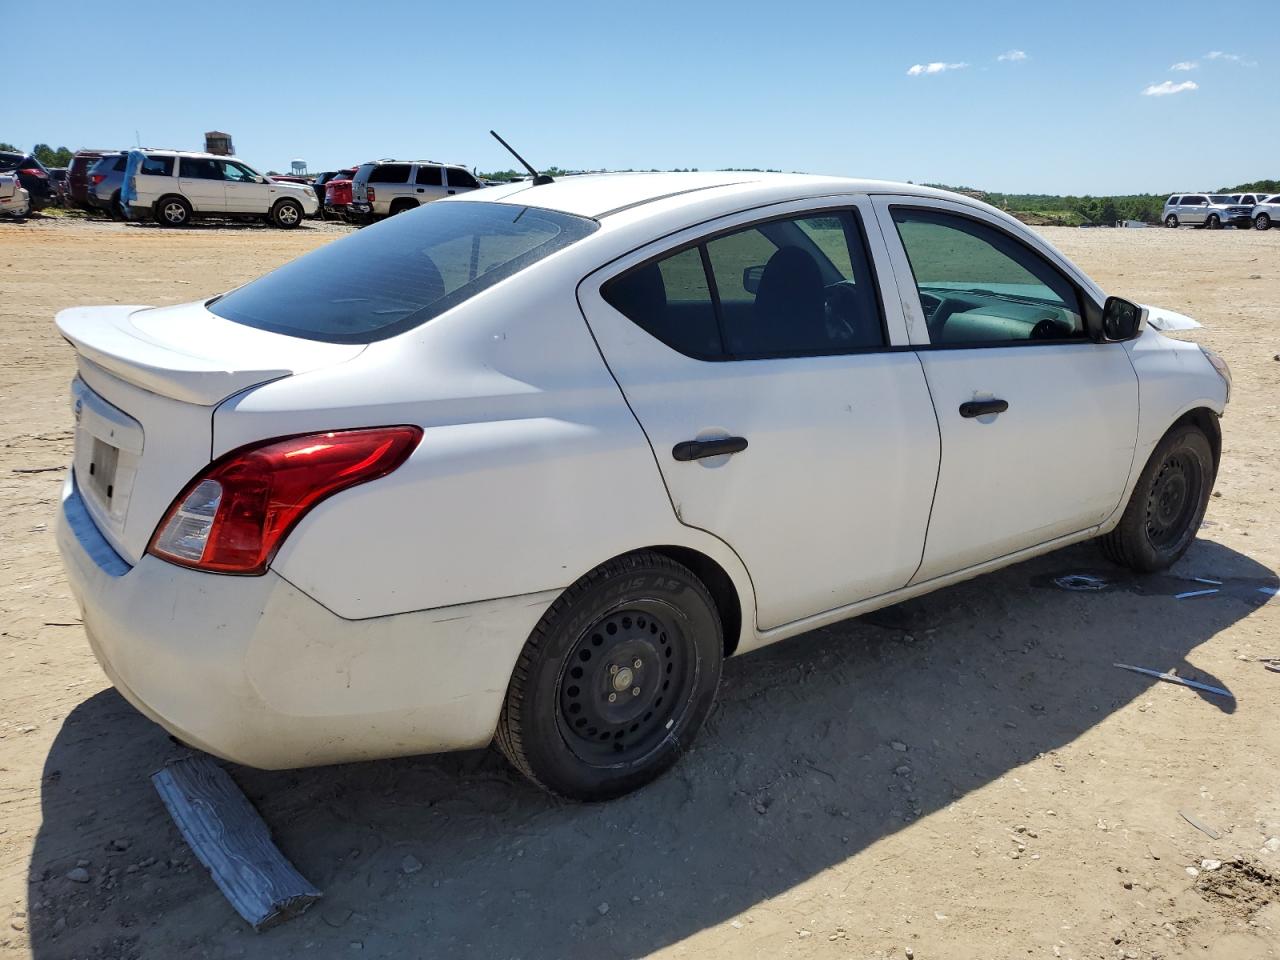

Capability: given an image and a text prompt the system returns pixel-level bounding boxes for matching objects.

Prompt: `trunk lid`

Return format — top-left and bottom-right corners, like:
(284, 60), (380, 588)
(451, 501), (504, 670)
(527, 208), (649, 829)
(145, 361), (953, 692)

(57, 302), (364, 564)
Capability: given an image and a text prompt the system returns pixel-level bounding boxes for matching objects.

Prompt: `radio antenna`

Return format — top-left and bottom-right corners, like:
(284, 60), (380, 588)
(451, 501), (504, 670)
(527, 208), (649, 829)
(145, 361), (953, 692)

(490, 130), (554, 185)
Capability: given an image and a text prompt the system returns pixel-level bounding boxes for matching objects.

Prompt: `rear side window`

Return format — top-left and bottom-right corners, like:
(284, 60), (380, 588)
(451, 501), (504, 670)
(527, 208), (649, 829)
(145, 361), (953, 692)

(369, 164), (411, 183)
(140, 155), (174, 176)
(604, 210), (885, 360)
(446, 168), (480, 189)
(181, 157), (222, 180)
(209, 202), (599, 343)
(415, 165), (443, 186)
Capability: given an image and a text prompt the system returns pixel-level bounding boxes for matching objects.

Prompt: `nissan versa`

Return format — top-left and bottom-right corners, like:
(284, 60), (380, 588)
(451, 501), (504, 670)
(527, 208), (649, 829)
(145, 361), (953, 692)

(55, 173), (1231, 801)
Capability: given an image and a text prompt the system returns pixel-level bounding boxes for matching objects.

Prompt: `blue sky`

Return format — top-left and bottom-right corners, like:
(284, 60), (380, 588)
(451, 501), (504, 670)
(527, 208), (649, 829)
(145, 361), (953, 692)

(9, 0), (1275, 194)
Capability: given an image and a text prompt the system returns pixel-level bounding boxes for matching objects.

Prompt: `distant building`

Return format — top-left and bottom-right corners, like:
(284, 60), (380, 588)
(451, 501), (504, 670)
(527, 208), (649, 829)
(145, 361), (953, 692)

(205, 131), (234, 156)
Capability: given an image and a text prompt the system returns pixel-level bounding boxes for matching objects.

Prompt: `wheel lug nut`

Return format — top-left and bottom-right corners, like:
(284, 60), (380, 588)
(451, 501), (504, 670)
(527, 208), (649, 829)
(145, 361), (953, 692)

(633, 659), (642, 669)
(632, 687), (641, 697)
(608, 692), (617, 703)
(609, 665), (619, 675)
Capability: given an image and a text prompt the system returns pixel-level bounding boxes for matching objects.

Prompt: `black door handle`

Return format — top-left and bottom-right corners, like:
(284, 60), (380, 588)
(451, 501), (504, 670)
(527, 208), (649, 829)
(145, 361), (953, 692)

(447, 189), (456, 195)
(959, 399), (1009, 418)
(672, 436), (748, 462)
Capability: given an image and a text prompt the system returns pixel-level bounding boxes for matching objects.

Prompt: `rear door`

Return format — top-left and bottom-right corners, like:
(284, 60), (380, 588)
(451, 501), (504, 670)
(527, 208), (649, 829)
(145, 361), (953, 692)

(871, 195), (1139, 582)
(444, 166), (480, 196)
(579, 197), (940, 630)
(177, 156), (226, 211)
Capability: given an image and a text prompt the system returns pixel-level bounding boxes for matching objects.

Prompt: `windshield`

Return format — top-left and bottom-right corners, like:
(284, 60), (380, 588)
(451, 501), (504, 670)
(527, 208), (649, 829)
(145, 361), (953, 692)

(209, 201), (599, 343)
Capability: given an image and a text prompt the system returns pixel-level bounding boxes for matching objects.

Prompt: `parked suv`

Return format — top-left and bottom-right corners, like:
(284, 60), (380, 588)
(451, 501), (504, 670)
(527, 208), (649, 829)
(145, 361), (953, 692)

(0, 152), (55, 211)
(349, 160), (481, 221)
(1162, 194), (1252, 229)
(129, 151), (319, 227)
(1252, 195), (1280, 231)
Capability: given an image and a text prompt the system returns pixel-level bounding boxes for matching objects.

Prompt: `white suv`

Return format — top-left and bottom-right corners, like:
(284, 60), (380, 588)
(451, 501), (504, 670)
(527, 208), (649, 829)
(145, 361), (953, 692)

(128, 151), (319, 228)
(349, 159), (482, 221)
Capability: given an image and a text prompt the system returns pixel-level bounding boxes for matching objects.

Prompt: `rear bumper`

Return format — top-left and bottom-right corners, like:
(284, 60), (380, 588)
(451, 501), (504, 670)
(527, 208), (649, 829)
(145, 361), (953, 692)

(0, 190), (28, 216)
(56, 474), (553, 769)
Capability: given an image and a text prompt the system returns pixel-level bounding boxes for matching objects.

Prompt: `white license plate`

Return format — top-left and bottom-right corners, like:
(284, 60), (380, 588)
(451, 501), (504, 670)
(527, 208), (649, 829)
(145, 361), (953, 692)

(87, 436), (120, 505)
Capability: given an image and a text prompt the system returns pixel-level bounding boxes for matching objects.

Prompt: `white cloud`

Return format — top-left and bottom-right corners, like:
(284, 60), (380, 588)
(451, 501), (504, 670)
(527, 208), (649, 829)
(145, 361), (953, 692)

(906, 61), (969, 76)
(1142, 79), (1198, 96)
(997, 49), (1028, 62)
(1204, 50), (1256, 65)
(1170, 61), (1197, 71)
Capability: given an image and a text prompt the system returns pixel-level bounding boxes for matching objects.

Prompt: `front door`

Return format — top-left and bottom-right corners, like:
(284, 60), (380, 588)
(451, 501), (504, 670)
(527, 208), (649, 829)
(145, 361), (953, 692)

(872, 196), (1140, 583)
(220, 159), (268, 213)
(579, 198), (941, 630)
(176, 156), (225, 212)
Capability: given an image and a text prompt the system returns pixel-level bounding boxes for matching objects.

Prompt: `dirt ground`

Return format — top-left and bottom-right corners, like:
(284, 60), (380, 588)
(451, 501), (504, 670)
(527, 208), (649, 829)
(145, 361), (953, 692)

(1, 216), (1278, 960)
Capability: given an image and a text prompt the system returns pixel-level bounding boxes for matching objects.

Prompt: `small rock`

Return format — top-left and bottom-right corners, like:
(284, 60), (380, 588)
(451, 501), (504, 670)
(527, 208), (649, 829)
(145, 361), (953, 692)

(400, 854), (423, 875)
(322, 906), (353, 928)
(349, 941), (363, 951)
(10, 918), (26, 932)
(1122, 880), (1133, 890)
(894, 765), (912, 777)
(111, 838), (131, 852)
(66, 868), (90, 884)
(1201, 859), (1222, 871)
(75, 859), (89, 868)
(730, 920), (743, 929)
(934, 912), (947, 922)
(797, 928), (812, 938)
(754, 800), (768, 815)
(1261, 837), (1280, 854)
(1014, 825), (1028, 834)
(890, 741), (909, 753)
(1186, 866), (1200, 878)
(1248, 274), (1261, 280)
(597, 902), (610, 916)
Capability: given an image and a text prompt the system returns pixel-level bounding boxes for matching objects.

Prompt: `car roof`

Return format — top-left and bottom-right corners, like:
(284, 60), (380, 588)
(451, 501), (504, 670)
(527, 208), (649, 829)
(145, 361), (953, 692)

(478, 171), (978, 220)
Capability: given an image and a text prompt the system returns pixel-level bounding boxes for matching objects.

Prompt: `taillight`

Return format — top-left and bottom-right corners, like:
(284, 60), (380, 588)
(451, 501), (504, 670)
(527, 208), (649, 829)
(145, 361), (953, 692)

(366, 186), (375, 202)
(91, 174), (106, 185)
(19, 167), (48, 179)
(148, 426), (422, 575)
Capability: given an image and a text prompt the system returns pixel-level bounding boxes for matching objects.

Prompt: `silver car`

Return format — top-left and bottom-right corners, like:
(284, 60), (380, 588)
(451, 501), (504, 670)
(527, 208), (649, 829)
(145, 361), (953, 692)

(348, 160), (482, 221)
(1251, 195), (1280, 231)
(1162, 193), (1253, 229)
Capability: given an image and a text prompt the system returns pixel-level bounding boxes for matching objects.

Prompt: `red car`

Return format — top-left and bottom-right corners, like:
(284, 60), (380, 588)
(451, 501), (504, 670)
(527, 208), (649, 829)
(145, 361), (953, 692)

(323, 169), (357, 220)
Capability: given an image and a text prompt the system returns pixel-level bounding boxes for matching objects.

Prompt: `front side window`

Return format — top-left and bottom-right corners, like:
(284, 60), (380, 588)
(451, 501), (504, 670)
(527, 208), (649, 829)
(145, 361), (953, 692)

(369, 164), (411, 184)
(446, 168), (480, 189)
(1167, 196), (1181, 205)
(220, 161), (258, 182)
(415, 165), (443, 186)
(209, 201), (599, 343)
(180, 157), (222, 180)
(890, 207), (1084, 345)
(603, 210), (885, 360)
(139, 155), (174, 176)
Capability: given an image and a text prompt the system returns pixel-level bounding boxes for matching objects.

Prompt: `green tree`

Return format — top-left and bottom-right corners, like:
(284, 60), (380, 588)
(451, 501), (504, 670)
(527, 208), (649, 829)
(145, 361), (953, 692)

(0, 141), (19, 152)
(32, 144), (74, 167)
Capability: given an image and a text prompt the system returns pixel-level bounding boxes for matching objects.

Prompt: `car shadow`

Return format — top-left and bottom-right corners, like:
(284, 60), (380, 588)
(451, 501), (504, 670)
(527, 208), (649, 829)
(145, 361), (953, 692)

(25, 538), (1276, 959)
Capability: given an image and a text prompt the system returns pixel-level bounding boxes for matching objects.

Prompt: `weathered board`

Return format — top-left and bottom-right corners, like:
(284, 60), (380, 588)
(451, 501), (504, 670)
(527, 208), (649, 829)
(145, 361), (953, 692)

(152, 753), (321, 930)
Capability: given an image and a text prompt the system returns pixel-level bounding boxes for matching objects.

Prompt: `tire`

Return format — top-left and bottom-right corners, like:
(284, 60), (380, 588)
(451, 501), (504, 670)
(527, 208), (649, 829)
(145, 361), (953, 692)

(1098, 424), (1215, 573)
(156, 195), (191, 227)
(109, 191), (126, 222)
(387, 199), (418, 217)
(1206, 214), (1221, 230)
(1256, 213), (1271, 231)
(270, 199), (303, 229)
(495, 551), (723, 801)
(1164, 214), (1178, 228)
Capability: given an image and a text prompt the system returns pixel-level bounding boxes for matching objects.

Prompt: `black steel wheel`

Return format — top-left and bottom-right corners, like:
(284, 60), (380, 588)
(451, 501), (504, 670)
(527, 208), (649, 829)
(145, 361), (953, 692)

(1098, 423), (1215, 572)
(496, 551), (723, 801)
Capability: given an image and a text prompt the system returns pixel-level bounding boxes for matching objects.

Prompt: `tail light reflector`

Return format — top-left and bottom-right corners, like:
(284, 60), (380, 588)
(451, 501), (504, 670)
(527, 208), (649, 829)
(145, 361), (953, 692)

(91, 174), (106, 185)
(366, 187), (375, 202)
(148, 426), (422, 575)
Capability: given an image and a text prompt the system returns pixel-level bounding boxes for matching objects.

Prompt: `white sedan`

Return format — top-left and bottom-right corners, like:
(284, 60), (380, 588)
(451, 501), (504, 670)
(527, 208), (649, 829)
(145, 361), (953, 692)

(55, 173), (1230, 800)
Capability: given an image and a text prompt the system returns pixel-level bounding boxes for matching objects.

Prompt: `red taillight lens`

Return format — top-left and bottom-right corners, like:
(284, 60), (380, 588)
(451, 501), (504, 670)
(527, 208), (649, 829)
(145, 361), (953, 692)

(366, 186), (375, 202)
(19, 167), (47, 179)
(148, 426), (422, 575)
(90, 174), (106, 185)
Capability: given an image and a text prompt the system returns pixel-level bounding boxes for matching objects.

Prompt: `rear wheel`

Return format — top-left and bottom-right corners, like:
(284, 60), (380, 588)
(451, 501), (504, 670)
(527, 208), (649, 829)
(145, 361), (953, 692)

(156, 196), (192, 227)
(387, 198), (418, 217)
(270, 199), (303, 229)
(1206, 214), (1221, 230)
(1256, 213), (1272, 231)
(109, 191), (126, 221)
(1164, 214), (1178, 228)
(1098, 424), (1215, 572)
(495, 551), (723, 801)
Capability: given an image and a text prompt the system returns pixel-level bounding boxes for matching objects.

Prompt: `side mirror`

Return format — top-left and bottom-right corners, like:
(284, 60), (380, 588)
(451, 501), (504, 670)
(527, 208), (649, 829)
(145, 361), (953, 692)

(1102, 296), (1145, 341)
(742, 264), (764, 295)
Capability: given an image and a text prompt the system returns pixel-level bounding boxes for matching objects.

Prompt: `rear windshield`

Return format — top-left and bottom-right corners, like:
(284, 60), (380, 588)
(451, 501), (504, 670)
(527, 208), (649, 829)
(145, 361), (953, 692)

(209, 201), (599, 343)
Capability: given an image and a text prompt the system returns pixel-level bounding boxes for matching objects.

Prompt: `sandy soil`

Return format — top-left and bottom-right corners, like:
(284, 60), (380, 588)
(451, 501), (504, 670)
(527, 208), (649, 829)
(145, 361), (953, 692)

(1, 216), (1278, 960)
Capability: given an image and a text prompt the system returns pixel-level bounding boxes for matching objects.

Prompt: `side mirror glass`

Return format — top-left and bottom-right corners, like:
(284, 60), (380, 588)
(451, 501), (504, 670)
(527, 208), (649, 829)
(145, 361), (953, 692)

(1102, 296), (1144, 341)
(742, 264), (764, 295)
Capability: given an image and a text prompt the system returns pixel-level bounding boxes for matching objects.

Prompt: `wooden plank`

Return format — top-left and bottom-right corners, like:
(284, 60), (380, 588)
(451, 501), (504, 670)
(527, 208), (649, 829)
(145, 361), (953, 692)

(152, 753), (321, 930)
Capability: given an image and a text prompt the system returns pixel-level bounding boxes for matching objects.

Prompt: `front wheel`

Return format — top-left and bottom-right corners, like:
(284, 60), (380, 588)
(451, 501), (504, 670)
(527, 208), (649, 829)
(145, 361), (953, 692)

(1206, 214), (1221, 230)
(1165, 214), (1179, 228)
(270, 199), (303, 228)
(1256, 213), (1272, 231)
(1098, 424), (1215, 572)
(495, 551), (723, 801)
